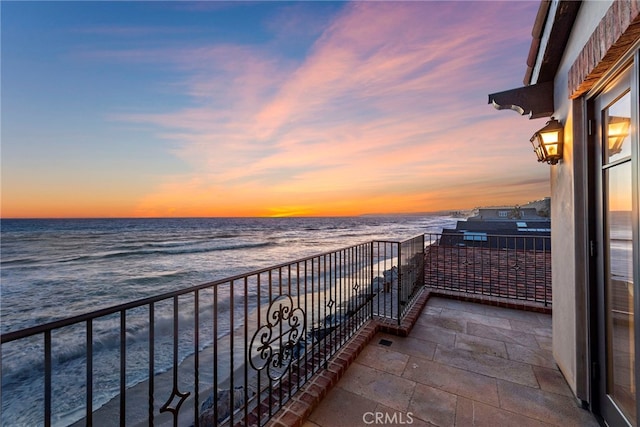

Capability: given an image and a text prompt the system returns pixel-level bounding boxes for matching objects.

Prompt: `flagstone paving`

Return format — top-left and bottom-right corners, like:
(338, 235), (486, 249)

(303, 297), (598, 427)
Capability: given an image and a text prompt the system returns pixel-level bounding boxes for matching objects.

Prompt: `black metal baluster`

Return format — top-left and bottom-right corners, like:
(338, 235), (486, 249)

(327, 253), (333, 360)
(149, 303), (155, 424)
(545, 237), (550, 306)
(380, 242), (384, 316)
(194, 290), (199, 426)
(349, 246), (354, 334)
(288, 263), (294, 401)
(120, 310), (126, 427)
(311, 258), (317, 377)
(458, 240), (463, 295)
(296, 261), (301, 391)
(229, 280), (235, 426)
(278, 268), (284, 408)
(213, 285), (219, 425)
(491, 235), (496, 295)
(532, 236), (537, 302)
(345, 248), (350, 337)
(159, 296), (189, 425)
(337, 250), (342, 347)
(513, 236), (518, 299)
(303, 260), (309, 383)
(318, 255), (327, 369)
(256, 274), (261, 425)
(44, 331), (51, 427)
(370, 242), (374, 318)
(479, 234), (484, 295)
(86, 319), (93, 425)
(243, 276), (249, 425)
(268, 270), (273, 420)
(381, 242), (386, 317)
(397, 243), (402, 325)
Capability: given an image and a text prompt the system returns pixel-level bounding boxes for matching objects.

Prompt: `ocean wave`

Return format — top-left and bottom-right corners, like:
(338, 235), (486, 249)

(0, 256), (42, 267)
(1, 299), (233, 387)
(57, 241), (276, 264)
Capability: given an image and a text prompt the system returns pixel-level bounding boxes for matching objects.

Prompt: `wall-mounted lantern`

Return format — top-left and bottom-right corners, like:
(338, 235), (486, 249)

(530, 117), (564, 165)
(607, 115), (630, 155)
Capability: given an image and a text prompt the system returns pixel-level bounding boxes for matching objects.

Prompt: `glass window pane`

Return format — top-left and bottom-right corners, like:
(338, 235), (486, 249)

(605, 161), (635, 425)
(606, 92), (632, 163)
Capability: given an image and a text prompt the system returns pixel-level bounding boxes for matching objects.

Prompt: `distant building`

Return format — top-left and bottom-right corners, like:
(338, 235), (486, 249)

(441, 205), (550, 250)
(468, 207), (540, 221)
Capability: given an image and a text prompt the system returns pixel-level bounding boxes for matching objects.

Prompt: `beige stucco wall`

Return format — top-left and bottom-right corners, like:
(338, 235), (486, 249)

(533, 0), (613, 399)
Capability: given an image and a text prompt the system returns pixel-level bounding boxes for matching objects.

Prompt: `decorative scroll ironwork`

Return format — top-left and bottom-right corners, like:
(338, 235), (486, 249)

(159, 386), (190, 417)
(249, 295), (305, 381)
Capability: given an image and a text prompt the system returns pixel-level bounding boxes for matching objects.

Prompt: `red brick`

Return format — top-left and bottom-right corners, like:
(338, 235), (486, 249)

(305, 383), (324, 399)
(314, 373), (333, 390)
(570, 0), (640, 97)
(298, 391), (319, 407)
(327, 362), (344, 377)
(286, 399), (310, 418)
(277, 409), (303, 427)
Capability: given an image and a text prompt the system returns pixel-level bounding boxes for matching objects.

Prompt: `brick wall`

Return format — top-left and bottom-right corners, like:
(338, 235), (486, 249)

(569, 0), (640, 99)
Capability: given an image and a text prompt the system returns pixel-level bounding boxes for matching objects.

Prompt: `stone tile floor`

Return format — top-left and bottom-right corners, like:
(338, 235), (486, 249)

(303, 297), (599, 427)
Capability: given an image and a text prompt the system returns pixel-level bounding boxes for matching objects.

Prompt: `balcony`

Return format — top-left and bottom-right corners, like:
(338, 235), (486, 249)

(296, 296), (598, 426)
(0, 233), (598, 426)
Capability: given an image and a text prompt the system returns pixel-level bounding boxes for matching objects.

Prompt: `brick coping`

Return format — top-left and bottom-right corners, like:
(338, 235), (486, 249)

(266, 287), (551, 426)
(425, 287), (552, 314)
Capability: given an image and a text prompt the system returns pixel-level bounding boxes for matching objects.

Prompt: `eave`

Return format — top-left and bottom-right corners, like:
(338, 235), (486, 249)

(488, 0), (581, 119)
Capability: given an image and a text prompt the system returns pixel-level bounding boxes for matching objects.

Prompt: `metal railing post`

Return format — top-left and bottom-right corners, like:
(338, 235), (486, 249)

(397, 242), (402, 326)
(369, 241), (374, 319)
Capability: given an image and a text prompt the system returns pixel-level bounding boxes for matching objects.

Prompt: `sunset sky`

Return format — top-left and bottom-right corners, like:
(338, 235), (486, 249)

(2, 1), (548, 218)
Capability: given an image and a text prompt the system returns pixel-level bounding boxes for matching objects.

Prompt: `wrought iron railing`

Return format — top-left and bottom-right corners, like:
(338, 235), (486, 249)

(1, 233), (550, 427)
(424, 233), (552, 306)
(1, 239), (413, 427)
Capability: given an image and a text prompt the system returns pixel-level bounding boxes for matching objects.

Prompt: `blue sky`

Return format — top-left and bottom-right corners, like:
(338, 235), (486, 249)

(2, 1), (547, 218)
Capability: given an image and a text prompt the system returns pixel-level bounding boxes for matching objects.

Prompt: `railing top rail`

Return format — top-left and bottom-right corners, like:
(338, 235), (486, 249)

(1, 233), (550, 343)
(426, 232), (550, 237)
(1, 239), (373, 344)
(399, 234), (424, 243)
(428, 232), (550, 241)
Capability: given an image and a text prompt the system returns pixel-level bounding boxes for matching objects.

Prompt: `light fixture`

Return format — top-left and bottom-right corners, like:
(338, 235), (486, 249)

(607, 115), (630, 155)
(530, 117), (564, 165)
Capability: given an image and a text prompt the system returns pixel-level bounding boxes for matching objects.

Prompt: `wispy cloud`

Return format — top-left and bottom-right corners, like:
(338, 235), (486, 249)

(105, 1), (545, 217)
(72, 25), (191, 37)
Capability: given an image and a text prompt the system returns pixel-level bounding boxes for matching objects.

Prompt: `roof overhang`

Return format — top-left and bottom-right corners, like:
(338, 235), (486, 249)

(488, 81), (554, 119)
(487, 0), (581, 119)
(526, 0), (581, 85)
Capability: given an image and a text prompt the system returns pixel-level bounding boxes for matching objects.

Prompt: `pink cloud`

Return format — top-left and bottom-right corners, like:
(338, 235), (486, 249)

(118, 1), (545, 215)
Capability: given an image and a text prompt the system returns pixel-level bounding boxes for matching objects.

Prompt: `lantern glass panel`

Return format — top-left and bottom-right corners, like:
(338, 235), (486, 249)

(544, 142), (558, 156)
(540, 130), (559, 144)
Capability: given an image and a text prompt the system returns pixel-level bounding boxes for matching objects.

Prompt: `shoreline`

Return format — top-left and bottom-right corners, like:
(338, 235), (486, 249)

(72, 308), (263, 427)
(66, 265), (397, 426)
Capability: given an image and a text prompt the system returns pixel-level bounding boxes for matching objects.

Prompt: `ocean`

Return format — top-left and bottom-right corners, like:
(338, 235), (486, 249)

(0, 215), (458, 426)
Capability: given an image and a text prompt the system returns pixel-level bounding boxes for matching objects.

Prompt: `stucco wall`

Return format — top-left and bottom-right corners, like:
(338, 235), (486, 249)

(538, 0), (613, 399)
